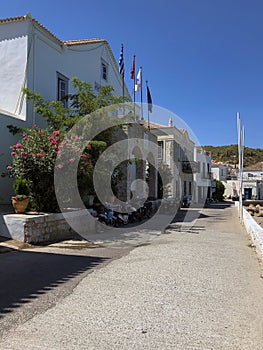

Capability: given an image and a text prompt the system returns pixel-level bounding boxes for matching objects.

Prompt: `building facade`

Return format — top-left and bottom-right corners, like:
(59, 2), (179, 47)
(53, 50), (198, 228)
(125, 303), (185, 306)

(150, 120), (197, 204)
(194, 147), (213, 203)
(0, 13), (131, 203)
(223, 170), (263, 200)
(211, 165), (228, 181)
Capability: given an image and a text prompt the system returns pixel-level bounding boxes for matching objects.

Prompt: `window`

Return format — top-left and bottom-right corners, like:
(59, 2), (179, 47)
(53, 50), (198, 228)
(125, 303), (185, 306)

(101, 60), (108, 81)
(189, 182), (192, 195)
(158, 141), (164, 160)
(57, 72), (68, 107)
(182, 148), (187, 162)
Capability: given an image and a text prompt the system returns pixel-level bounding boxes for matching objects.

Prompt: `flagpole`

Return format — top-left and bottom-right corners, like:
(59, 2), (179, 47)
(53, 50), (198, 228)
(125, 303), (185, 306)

(122, 45), (125, 100)
(140, 67), (143, 120)
(237, 112), (244, 224)
(133, 55), (136, 118)
(122, 73), (125, 117)
(122, 73), (124, 102)
(118, 44), (125, 108)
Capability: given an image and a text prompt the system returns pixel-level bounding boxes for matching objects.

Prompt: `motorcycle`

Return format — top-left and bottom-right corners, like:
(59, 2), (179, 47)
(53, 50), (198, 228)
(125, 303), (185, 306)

(181, 195), (191, 208)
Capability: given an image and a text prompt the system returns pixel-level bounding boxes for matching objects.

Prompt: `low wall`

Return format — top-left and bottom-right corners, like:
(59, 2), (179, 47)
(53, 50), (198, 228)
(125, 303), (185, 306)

(235, 202), (263, 260)
(0, 209), (96, 244)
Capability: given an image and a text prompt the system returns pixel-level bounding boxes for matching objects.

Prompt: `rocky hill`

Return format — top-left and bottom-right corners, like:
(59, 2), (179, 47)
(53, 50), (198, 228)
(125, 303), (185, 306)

(203, 144), (263, 169)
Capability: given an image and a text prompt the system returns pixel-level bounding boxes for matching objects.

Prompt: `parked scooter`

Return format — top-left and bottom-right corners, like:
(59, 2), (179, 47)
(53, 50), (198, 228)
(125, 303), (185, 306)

(105, 202), (129, 226)
(181, 195), (191, 208)
(93, 197), (154, 227)
(97, 206), (116, 226)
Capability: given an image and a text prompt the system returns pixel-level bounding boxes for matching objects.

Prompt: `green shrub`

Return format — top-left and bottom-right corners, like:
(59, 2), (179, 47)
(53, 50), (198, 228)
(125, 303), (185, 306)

(13, 178), (30, 196)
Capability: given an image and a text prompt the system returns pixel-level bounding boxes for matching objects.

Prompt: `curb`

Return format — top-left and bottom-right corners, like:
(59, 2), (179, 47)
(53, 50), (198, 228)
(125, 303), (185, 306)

(235, 202), (263, 261)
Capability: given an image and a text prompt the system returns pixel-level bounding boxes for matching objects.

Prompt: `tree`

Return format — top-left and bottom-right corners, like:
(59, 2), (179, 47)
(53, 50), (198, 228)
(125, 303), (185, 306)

(8, 78), (130, 211)
(23, 77), (129, 131)
(213, 180), (225, 201)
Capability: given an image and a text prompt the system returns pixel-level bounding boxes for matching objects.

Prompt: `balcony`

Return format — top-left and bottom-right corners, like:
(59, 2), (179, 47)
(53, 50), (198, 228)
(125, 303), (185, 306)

(181, 161), (198, 174)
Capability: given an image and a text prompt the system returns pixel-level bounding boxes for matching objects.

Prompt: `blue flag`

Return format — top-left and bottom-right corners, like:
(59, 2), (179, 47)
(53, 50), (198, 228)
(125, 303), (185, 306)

(146, 84), (152, 113)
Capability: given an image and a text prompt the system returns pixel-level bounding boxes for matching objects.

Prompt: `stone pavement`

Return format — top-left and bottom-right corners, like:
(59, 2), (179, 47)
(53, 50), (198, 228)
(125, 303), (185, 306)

(0, 203), (263, 349)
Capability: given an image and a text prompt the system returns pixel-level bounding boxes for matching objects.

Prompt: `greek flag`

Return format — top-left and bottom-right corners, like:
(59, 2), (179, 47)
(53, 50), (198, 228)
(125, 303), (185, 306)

(119, 44), (124, 77)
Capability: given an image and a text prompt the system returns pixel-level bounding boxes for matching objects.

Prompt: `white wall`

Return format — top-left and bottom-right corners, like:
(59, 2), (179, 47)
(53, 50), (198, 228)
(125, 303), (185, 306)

(32, 28), (125, 104)
(0, 17), (128, 204)
(211, 165), (228, 181)
(194, 148), (212, 202)
(0, 21), (28, 118)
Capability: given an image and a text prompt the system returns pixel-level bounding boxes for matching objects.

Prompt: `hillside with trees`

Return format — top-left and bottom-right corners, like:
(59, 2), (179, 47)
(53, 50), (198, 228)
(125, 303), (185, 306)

(203, 144), (263, 169)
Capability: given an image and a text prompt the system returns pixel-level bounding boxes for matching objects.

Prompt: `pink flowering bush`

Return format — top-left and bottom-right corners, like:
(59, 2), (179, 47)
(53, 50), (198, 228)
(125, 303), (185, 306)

(9, 126), (93, 212)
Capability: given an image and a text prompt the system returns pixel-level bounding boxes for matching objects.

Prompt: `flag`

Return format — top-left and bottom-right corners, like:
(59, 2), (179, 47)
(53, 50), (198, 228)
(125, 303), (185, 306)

(130, 56), (135, 79)
(146, 83), (152, 113)
(134, 67), (142, 92)
(118, 44), (124, 78)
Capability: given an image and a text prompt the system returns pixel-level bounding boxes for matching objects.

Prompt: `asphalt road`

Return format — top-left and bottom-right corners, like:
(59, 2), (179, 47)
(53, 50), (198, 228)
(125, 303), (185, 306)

(0, 202), (263, 349)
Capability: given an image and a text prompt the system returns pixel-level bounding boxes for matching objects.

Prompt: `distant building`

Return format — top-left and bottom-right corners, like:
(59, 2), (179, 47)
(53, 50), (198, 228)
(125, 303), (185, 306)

(223, 170), (263, 200)
(194, 147), (214, 203)
(211, 164), (228, 181)
(150, 120), (197, 203)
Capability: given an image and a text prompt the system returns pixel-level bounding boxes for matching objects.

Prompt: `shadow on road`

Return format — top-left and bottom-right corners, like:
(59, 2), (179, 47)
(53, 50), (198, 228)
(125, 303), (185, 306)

(0, 250), (108, 318)
(203, 201), (233, 209)
(165, 201), (233, 233)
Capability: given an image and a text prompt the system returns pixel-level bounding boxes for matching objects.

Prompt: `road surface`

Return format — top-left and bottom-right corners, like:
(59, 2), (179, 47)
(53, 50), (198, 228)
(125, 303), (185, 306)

(0, 202), (263, 349)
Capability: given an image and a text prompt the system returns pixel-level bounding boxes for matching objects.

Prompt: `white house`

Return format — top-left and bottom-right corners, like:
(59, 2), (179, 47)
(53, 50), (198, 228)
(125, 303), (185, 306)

(150, 119), (197, 202)
(0, 13), (130, 203)
(211, 164), (228, 181)
(223, 170), (263, 200)
(194, 147), (213, 203)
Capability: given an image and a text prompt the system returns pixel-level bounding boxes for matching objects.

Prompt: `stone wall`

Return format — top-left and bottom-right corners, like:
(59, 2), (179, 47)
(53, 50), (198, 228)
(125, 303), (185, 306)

(0, 210), (95, 244)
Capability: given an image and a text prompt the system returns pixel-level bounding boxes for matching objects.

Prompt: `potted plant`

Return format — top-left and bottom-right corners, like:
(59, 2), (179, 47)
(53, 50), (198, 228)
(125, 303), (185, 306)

(12, 178), (30, 214)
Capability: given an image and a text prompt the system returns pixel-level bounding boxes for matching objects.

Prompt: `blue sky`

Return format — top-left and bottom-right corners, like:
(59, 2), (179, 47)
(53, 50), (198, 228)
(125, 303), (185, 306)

(2, 0), (263, 148)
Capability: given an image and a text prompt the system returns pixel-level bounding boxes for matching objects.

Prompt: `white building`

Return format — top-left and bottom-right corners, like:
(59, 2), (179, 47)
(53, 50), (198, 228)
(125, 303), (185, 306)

(0, 13), (130, 203)
(150, 120), (196, 202)
(194, 147), (213, 203)
(211, 164), (228, 181)
(223, 170), (263, 200)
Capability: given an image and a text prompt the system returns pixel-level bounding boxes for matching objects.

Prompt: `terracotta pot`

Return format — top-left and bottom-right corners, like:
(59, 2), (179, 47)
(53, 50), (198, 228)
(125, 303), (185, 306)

(11, 197), (30, 214)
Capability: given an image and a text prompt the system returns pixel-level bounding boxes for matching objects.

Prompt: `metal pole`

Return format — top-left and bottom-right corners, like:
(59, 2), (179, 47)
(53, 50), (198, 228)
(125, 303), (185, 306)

(140, 67), (143, 120)
(133, 55), (136, 119)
